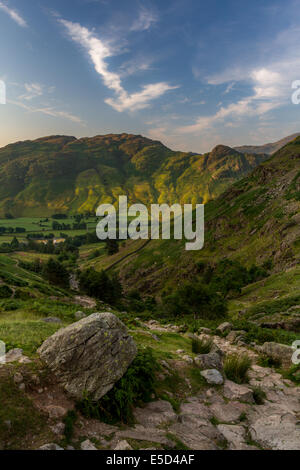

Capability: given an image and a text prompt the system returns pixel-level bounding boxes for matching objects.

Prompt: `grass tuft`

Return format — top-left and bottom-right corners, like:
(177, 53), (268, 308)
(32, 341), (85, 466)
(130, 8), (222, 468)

(224, 353), (251, 384)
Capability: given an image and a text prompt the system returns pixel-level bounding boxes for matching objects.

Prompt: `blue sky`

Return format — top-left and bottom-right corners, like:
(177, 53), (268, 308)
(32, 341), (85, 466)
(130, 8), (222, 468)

(1, 0), (300, 152)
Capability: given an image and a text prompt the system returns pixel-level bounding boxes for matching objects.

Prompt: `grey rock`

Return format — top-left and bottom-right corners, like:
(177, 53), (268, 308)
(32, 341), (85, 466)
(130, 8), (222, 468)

(194, 352), (223, 371)
(50, 422), (65, 435)
(116, 425), (175, 447)
(249, 405), (300, 450)
(38, 312), (137, 401)
(182, 354), (193, 364)
(134, 400), (177, 427)
(4, 348), (23, 363)
(74, 311), (86, 320)
(216, 322), (232, 335)
(199, 327), (212, 335)
(217, 424), (249, 450)
(210, 401), (249, 423)
(227, 330), (246, 343)
(44, 405), (67, 419)
(13, 372), (23, 384)
(200, 369), (224, 385)
(114, 440), (133, 450)
(223, 380), (254, 403)
(80, 439), (97, 450)
(168, 421), (221, 450)
(260, 342), (294, 368)
(39, 443), (64, 450)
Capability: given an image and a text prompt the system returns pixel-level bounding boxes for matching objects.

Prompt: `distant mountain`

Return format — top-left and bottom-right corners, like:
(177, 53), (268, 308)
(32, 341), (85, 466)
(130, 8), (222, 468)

(0, 134), (268, 216)
(234, 133), (300, 155)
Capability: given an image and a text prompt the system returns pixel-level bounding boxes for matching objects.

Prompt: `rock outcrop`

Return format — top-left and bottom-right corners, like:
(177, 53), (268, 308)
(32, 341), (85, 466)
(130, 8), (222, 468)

(38, 312), (137, 400)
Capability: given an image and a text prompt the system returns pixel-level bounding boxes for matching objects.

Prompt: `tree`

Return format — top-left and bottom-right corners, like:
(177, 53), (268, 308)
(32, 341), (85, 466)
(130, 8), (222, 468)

(105, 239), (119, 256)
(42, 258), (69, 288)
(79, 267), (122, 304)
(10, 236), (19, 250)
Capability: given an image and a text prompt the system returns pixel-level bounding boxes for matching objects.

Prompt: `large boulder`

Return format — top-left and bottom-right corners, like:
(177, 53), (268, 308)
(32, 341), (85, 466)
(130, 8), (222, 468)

(260, 342), (294, 368)
(38, 312), (137, 401)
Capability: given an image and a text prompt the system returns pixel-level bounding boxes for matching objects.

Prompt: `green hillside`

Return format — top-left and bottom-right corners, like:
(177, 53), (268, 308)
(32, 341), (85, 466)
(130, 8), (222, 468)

(0, 134), (268, 216)
(90, 136), (300, 310)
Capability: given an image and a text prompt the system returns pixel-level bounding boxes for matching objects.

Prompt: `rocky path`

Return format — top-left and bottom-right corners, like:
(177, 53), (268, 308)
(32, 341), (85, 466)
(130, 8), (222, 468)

(1, 318), (299, 451)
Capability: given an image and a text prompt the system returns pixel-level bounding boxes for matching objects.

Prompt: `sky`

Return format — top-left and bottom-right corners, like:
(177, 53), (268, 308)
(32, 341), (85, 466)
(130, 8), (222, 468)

(1, 0), (300, 153)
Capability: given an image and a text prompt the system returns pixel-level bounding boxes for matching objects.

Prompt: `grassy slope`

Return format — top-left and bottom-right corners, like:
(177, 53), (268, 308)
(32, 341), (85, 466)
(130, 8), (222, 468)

(79, 137), (300, 324)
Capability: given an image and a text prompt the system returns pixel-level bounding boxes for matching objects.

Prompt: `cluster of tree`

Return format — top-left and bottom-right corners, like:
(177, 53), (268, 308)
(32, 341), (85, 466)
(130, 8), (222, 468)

(52, 221), (87, 230)
(79, 267), (122, 305)
(0, 226), (26, 234)
(161, 281), (227, 319)
(159, 259), (271, 320)
(42, 258), (69, 288)
(196, 259), (270, 297)
(51, 214), (68, 220)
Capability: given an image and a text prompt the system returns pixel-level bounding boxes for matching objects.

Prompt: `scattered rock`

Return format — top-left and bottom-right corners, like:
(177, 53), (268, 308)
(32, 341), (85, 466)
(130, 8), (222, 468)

(182, 355), (193, 364)
(199, 327), (212, 335)
(74, 311), (86, 320)
(217, 424), (250, 450)
(194, 352), (223, 371)
(116, 425), (175, 447)
(176, 349), (184, 354)
(223, 380), (254, 403)
(114, 440), (133, 450)
(44, 405), (67, 420)
(38, 312), (137, 401)
(216, 322), (232, 335)
(80, 439), (97, 450)
(200, 369), (224, 385)
(151, 334), (160, 342)
(4, 348), (23, 363)
(13, 372), (23, 384)
(260, 342), (294, 368)
(227, 330), (246, 344)
(39, 443), (64, 450)
(134, 400), (177, 427)
(210, 401), (249, 423)
(50, 422), (65, 435)
(249, 405), (300, 450)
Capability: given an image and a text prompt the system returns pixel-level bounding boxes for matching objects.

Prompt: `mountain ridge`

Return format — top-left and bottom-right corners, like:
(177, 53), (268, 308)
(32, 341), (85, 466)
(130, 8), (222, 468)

(234, 132), (300, 155)
(0, 133), (269, 217)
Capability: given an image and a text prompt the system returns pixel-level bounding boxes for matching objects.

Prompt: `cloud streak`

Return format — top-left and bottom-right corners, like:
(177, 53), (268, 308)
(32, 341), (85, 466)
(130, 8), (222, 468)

(59, 19), (178, 112)
(9, 99), (84, 124)
(130, 6), (158, 32)
(0, 1), (27, 27)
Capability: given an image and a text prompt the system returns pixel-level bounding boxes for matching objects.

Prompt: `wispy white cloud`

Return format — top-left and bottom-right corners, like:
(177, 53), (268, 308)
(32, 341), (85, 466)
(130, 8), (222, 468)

(59, 19), (178, 112)
(9, 99), (84, 124)
(180, 55), (299, 133)
(18, 83), (44, 101)
(0, 1), (27, 27)
(130, 6), (158, 32)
